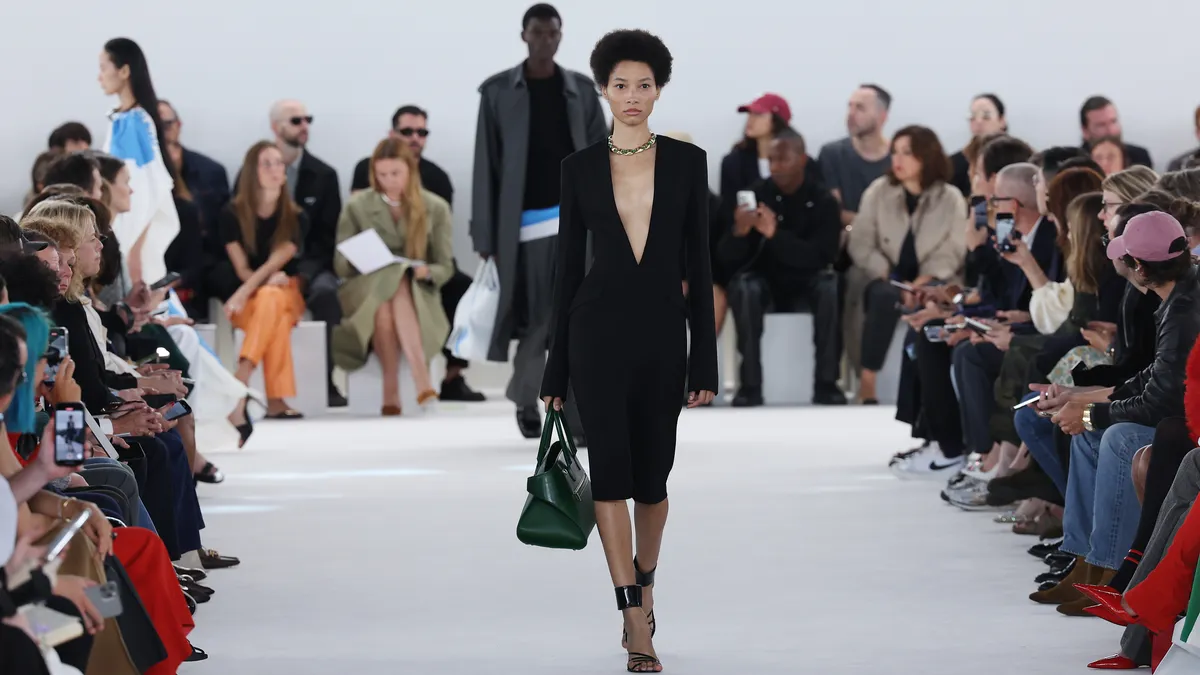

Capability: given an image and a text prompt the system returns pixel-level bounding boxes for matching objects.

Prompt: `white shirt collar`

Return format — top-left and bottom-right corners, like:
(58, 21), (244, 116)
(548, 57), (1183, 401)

(1022, 217), (1043, 247)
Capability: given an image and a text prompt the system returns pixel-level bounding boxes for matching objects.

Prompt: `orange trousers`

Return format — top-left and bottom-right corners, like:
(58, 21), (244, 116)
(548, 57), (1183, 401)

(231, 282), (305, 399)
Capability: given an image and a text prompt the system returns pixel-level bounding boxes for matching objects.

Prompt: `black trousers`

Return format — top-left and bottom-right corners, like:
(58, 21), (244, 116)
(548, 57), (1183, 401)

(912, 322), (966, 457)
(861, 279), (903, 371)
(726, 270), (840, 390)
(304, 270), (341, 387)
(440, 265), (473, 370)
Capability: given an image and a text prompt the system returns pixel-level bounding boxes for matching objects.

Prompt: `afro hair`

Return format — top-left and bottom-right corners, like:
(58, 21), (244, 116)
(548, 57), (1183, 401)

(589, 29), (673, 88)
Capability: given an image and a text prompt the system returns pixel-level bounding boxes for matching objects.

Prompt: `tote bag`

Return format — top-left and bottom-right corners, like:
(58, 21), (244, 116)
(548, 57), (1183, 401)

(447, 259), (500, 362)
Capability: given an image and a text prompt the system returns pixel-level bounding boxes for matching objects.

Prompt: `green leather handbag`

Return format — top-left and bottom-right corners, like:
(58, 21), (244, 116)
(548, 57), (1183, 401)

(516, 410), (595, 550)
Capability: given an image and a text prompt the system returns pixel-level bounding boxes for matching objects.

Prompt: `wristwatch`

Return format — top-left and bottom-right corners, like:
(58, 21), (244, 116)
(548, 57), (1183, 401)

(1082, 403), (1096, 432)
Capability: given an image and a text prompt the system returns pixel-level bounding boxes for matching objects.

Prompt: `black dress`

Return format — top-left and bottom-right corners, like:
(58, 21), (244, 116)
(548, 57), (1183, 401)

(541, 136), (718, 504)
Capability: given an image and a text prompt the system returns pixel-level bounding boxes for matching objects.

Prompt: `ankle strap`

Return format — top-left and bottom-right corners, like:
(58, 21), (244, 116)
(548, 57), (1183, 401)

(634, 557), (656, 587)
(615, 585), (643, 610)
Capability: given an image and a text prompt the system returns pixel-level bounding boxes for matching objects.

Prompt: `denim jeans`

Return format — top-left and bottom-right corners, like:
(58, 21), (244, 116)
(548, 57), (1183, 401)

(1062, 423), (1155, 569)
(1013, 405), (1066, 493)
(951, 341), (1005, 455)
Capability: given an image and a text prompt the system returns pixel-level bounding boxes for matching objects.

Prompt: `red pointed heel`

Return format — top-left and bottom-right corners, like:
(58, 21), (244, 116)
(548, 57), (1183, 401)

(1084, 603), (1132, 626)
(1086, 653), (1145, 669)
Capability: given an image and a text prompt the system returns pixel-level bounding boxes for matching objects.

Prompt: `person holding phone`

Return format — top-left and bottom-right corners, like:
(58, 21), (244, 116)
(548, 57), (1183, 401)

(718, 128), (845, 406)
(848, 125), (966, 405)
(213, 141), (305, 420)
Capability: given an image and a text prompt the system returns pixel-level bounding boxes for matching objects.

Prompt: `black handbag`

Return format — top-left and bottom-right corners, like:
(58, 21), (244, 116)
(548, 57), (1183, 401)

(103, 555), (168, 673)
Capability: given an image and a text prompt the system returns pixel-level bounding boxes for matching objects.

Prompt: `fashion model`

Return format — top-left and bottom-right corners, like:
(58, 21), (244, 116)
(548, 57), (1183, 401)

(540, 29), (718, 673)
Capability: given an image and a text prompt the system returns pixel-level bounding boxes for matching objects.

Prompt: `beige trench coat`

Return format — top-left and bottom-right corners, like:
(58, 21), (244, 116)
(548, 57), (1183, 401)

(331, 188), (454, 371)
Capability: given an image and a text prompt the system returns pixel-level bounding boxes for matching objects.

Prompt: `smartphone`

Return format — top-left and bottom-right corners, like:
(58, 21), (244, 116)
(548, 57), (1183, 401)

(143, 393), (178, 410)
(54, 403), (87, 467)
(149, 272), (181, 290)
(735, 190), (757, 211)
(84, 582), (124, 619)
(889, 279), (915, 292)
(162, 399), (192, 421)
(1013, 395), (1041, 411)
(995, 212), (1017, 253)
(43, 509), (90, 563)
(44, 327), (68, 386)
(964, 317), (993, 334)
(923, 325), (950, 342)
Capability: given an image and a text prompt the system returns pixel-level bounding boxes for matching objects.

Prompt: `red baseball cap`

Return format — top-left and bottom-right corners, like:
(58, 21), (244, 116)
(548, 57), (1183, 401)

(737, 93), (791, 123)
(1106, 211), (1188, 262)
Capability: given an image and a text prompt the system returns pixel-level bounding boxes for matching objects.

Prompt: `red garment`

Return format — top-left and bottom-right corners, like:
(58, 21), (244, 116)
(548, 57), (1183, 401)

(113, 527), (194, 675)
(1125, 497), (1200, 635)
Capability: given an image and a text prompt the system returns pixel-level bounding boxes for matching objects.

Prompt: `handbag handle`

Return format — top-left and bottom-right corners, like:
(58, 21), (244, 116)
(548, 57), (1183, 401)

(536, 409), (580, 468)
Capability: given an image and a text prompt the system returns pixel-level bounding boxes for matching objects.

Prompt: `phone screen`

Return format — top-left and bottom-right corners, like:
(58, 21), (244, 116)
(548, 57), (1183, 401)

(994, 213), (1016, 244)
(54, 405), (86, 466)
(736, 190), (757, 211)
(44, 328), (68, 384)
(163, 400), (192, 421)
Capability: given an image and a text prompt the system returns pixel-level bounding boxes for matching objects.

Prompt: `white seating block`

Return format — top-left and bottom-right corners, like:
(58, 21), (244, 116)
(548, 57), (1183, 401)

(761, 313), (815, 405)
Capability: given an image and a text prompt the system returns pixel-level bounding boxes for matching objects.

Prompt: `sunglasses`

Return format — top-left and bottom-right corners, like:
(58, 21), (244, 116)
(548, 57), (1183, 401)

(397, 127), (429, 138)
(290, 115), (314, 126)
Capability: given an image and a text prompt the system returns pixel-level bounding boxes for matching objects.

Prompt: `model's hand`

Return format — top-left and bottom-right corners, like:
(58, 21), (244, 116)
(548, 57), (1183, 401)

(686, 390), (714, 408)
(541, 396), (563, 412)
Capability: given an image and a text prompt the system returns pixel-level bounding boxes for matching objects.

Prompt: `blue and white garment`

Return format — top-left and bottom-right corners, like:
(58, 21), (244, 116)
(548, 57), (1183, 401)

(519, 205), (560, 243)
(103, 106), (180, 285)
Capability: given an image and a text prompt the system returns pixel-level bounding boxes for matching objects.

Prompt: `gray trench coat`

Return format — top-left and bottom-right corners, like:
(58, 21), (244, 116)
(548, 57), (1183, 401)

(469, 61), (608, 362)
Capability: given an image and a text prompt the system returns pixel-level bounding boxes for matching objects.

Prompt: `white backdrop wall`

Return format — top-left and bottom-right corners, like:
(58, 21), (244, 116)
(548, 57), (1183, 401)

(3, 0), (1200, 266)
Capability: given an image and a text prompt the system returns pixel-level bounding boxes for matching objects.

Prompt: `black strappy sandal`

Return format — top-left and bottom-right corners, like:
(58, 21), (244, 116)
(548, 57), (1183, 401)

(233, 395), (253, 449)
(195, 461), (225, 484)
(622, 558), (657, 648)
(616, 585), (662, 673)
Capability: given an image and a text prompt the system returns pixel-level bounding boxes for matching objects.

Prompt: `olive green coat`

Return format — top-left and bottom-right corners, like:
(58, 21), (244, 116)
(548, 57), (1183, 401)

(331, 188), (453, 371)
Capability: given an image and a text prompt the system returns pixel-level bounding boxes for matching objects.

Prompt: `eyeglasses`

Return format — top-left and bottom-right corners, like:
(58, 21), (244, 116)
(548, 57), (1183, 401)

(160, 117), (178, 126)
(989, 196), (1025, 208)
(396, 127), (429, 138)
(289, 115), (314, 126)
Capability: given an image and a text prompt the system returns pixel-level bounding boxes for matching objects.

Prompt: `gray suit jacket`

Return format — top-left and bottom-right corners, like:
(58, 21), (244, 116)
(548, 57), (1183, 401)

(469, 61), (608, 361)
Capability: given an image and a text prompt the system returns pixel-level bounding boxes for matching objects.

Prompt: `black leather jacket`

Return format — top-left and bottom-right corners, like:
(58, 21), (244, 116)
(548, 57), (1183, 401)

(1093, 264), (1200, 429)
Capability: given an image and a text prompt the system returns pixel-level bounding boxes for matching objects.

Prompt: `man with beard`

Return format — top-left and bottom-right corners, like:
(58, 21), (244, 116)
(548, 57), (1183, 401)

(262, 99), (345, 406)
(470, 3), (607, 438)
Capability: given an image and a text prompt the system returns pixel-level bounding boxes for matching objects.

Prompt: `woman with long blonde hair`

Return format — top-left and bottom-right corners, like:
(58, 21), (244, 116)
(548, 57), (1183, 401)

(333, 137), (453, 415)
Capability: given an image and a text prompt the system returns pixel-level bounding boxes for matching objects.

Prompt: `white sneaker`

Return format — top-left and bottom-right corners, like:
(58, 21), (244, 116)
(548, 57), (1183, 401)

(890, 442), (966, 480)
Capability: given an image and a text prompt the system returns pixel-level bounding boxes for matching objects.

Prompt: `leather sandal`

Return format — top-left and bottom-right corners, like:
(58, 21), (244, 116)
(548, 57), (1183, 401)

(623, 558), (658, 648)
(616, 586), (661, 673)
(265, 409), (304, 420)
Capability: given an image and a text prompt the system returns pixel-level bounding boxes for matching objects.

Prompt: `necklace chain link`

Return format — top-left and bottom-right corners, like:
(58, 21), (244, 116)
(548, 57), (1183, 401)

(608, 133), (657, 156)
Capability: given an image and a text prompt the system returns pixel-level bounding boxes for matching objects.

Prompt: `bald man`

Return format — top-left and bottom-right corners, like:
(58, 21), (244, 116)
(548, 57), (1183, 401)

(233, 99), (345, 406)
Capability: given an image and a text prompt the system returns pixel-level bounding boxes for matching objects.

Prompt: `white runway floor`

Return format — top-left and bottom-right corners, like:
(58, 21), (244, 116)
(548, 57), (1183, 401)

(184, 400), (1120, 674)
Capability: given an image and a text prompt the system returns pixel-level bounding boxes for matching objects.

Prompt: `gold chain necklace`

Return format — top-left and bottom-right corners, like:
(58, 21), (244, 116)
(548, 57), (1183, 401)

(608, 133), (657, 156)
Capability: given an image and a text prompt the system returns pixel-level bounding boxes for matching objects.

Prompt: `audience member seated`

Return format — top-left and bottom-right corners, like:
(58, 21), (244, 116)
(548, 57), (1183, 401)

(215, 141), (306, 420)
(1089, 136), (1127, 177)
(333, 138), (451, 414)
(157, 99), (230, 251)
(1167, 105), (1200, 172)
(24, 151), (62, 213)
(719, 128), (845, 407)
(848, 125), (965, 404)
(349, 105), (484, 402)
(1079, 96), (1152, 168)
(48, 122), (92, 153)
(1035, 210), (1200, 617)
(818, 84), (893, 229)
(949, 93), (1008, 197)
(247, 99), (345, 408)
(41, 154), (103, 203)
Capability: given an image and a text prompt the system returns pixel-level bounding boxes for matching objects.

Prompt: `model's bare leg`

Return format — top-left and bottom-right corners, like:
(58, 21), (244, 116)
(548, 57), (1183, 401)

(634, 499), (668, 619)
(595, 500), (660, 671)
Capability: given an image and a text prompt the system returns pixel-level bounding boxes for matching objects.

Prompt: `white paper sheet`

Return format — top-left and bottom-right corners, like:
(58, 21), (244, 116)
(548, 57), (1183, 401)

(336, 229), (424, 274)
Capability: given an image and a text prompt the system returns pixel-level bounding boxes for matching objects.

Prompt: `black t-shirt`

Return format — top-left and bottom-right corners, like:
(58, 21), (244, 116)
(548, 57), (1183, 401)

(894, 190), (920, 282)
(350, 156), (455, 208)
(523, 68), (575, 210)
(217, 203), (303, 275)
